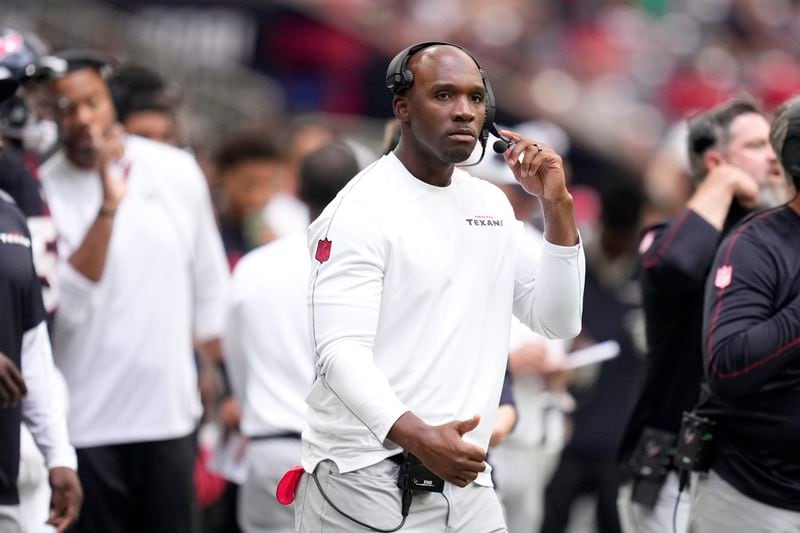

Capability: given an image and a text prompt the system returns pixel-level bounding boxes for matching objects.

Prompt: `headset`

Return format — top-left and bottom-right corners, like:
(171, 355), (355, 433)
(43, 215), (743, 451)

(780, 113), (800, 185)
(385, 41), (510, 163)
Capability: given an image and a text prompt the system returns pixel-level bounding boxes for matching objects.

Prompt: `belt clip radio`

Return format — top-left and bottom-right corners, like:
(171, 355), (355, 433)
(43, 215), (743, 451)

(627, 427), (676, 508)
(674, 411), (716, 474)
(396, 453), (444, 494)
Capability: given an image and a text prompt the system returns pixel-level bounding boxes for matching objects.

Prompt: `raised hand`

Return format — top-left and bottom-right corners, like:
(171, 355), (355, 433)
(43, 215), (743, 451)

(497, 129), (570, 202)
(94, 124), (130, 213)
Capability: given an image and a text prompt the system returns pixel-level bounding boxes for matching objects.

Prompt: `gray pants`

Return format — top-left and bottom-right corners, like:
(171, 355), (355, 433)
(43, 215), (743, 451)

(492, 440), (560, 533)
(295, 459), (506, 532)
(0, 505), (21, 533)
(689, 470), (800, 533)
(617, 471), (689, 533)
(238, 437), (303, 533)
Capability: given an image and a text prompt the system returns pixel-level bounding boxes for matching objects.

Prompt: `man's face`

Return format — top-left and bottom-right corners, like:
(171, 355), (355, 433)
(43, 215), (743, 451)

(221, 159), (282, 219)
(51, 68), (116, 168)
(404, 47), (486, 164)
(124, 110), (178, 146)
(724, 112), (786, 205)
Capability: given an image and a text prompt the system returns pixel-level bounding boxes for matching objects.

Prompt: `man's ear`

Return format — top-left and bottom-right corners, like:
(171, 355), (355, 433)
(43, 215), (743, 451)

(703, 150), (723, 171)
(393, 95), (410, 123)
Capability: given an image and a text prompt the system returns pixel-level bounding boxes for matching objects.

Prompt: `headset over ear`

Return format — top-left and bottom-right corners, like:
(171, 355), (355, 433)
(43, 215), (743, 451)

(780, 114), (800, 183)
(385, 41), (507, 160)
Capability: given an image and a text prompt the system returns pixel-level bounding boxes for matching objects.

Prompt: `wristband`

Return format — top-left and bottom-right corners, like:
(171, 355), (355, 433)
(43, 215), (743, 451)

(98, 205), (117, 217)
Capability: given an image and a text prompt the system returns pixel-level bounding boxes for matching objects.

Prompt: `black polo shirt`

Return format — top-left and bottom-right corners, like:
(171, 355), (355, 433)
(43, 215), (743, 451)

(698, 205), (800, 511)
(619, 204), (749, 462)
(0, 191), (46, 505)
(618, 208), (719, 461)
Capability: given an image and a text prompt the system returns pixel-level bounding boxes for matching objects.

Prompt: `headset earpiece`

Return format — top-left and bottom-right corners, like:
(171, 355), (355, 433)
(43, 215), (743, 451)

(781, 115), (800, 180)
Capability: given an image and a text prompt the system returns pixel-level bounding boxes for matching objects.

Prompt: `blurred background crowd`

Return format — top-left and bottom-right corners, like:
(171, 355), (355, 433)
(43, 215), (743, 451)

(1, 0), (799, 532)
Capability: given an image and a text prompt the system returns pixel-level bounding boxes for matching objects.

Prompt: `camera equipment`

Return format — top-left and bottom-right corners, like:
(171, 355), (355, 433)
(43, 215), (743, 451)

(674, 411), (716, 474)
(627, 427), (677, 507)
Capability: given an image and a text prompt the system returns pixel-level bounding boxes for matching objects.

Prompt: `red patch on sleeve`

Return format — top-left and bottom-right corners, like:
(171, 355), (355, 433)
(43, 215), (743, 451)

(714, 265), (733, 289)
(276, 466), (305, 505)
(638, 230), (655, 255)
(315, 239), (332, 263)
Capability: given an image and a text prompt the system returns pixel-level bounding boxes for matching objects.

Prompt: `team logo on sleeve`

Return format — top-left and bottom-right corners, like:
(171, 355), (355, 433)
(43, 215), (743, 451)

(315, 239), (332, 263)
(714, 265), (733, 289)
(639, 230), (655, 255)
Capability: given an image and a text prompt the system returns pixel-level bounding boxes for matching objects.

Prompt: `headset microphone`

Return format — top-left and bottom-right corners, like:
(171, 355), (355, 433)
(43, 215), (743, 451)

(493, 138), (511, 154)
(490, 123), (514, 154)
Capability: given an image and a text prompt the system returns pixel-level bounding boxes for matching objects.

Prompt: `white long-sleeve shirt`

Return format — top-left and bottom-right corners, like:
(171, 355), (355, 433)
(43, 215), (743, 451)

(224, 233), (316, 437)
(21, 321), (76, 471)
(41, 135), (229, 447)
(303, 153), (585, 486)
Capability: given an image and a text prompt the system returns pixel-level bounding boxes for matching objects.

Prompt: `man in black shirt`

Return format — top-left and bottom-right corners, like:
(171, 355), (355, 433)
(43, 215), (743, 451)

(616, 96), (788, 532)
(687, 97), (800, 531)
(0, 76), (82, 533)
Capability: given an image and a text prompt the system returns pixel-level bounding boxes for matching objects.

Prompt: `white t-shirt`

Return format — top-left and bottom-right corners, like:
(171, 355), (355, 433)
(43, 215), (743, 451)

(303, 153), (585, 486)
(41, 136), (229, 447)
(224, 233), (316, 437)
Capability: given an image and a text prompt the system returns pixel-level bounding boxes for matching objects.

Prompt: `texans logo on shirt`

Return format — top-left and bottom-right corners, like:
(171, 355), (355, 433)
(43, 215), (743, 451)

(315, 239), (332, 263)
(714, 265), (733, 289)
(465, 215), (503, 227)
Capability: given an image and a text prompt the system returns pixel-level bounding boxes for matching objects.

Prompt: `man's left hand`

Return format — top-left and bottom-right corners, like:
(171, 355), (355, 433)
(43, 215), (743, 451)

(48, 467), (83, 532)
(498, 129), (570, 201)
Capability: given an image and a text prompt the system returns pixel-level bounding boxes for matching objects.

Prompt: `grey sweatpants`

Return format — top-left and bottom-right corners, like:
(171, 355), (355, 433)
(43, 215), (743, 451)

(617, 471), (689, 533)
(238, 437), (302, 533)
(295, 459), (506, 532)
(0, 505), (21, 533)
(689, 470), (800, 533)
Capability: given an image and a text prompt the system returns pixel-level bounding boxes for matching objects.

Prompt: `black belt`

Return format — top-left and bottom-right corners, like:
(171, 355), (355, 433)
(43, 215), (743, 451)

(387, 453), (405, 465)
(250, 431), (302, 441)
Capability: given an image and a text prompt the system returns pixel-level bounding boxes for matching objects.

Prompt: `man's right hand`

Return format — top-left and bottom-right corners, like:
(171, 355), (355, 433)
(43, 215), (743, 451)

(0, 351), (26, 408)
(689, 163), (760, 231)
(709, 164), (759, 208)
(387, 411), (487, 487)
(94, 124), (129, 212)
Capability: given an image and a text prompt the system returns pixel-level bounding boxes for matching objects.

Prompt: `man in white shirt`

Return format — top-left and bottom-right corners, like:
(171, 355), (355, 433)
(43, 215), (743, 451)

(473, 132), (574, 533)
(39, 51), (228, 533)
(225, 142), (360, 533)
(295, 42), (585, 532)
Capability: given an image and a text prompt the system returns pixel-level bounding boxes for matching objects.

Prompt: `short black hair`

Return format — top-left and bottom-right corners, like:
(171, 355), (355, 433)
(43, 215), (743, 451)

(109, 64), (178, 122)
(213, 130), (284, 174)
(299, 141), (359, 216)
(687, 95), (761, 183)
(599, 177), (645, 231)
(50, 49), (116, 78)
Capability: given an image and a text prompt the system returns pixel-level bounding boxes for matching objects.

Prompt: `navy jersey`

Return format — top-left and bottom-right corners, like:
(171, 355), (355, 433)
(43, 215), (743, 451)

(0, 147), (45, 217)
(699, 205), (800, 511)
(0, 191), (47, 504)
(0, 147), (59, 314)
